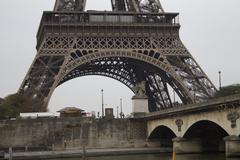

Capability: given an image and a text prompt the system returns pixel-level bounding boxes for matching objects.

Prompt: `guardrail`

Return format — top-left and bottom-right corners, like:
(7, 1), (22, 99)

(145, 94), (240, 120)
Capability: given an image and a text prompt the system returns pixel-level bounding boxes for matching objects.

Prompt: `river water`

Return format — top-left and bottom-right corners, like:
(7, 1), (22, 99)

(49, 154), (239, 160)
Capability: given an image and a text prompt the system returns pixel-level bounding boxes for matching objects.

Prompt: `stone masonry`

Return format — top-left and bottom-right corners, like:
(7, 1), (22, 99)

(0, 118), (147, 150)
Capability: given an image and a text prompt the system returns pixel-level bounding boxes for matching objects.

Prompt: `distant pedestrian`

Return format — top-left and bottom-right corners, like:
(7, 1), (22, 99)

(64, 140), (67, 149)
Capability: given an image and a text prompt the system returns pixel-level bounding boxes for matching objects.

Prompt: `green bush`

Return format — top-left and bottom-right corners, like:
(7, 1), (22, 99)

(214, 84), (240, 98)
(0, 93), (44, 119)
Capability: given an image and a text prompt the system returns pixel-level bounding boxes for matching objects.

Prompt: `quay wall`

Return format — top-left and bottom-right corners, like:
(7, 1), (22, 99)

(0, 118), (148, 150)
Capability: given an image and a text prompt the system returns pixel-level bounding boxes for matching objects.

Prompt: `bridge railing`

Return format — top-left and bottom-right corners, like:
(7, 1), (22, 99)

(145, 94), (240, 119)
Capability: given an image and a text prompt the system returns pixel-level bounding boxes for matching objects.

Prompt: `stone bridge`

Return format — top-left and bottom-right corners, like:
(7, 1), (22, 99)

(0, 95), (240, 158)
(143, 94), (240, 157)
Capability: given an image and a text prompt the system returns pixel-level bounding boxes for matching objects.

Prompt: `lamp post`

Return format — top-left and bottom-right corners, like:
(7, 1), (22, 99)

(218, 71), (222, 90)
(101, 89), (104, 118)
(120, 98), (123, 119)
(117, 106), (119, 119)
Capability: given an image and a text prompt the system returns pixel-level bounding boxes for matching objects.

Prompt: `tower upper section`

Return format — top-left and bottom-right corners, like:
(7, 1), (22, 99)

(54, 0), (164, 13)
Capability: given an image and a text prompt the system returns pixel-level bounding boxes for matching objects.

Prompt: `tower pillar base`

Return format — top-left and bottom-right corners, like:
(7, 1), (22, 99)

(131, 96), (148, 118)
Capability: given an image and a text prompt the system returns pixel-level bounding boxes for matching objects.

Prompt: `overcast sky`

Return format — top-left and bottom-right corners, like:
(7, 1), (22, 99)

(0, 0), (240, 115)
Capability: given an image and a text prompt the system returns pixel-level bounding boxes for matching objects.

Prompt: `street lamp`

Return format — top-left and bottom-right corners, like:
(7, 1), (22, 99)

(101, 89), (104, 118)
(218, 71), (222, 90)
(117, 106), (119, 119)
(120, 98), (123, 119)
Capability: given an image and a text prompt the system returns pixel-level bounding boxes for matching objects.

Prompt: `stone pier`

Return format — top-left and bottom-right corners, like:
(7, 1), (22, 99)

(224, 136), (240, 158)
(172, 137), (202, 154)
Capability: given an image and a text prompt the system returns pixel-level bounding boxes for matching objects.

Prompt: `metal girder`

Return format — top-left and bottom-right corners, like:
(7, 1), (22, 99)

(19, 56), (65, 101)
(133, 0), (164, 13)
(111, 0), (128, 11)
(112, 0), (165, 12)
(54, 0), (164, 12)
(58, 57), (137, 89)
(54, 0), (86, 11)
(167, 56), (216, 102)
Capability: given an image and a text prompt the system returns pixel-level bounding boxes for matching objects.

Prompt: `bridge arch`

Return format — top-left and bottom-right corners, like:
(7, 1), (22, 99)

(183, 120), (229, 152)
(148, 125), (177, 147)
(181, 113), (233, 137)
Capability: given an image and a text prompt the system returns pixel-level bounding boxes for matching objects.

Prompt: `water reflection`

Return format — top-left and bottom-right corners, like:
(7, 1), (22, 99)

(49, 153), (233, 160)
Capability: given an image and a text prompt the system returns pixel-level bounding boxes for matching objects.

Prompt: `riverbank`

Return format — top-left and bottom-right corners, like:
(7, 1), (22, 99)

(3, 148), (171, 160)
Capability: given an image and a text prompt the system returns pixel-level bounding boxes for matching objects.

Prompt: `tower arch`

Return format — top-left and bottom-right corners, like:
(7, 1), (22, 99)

(54, 52), (194, 112)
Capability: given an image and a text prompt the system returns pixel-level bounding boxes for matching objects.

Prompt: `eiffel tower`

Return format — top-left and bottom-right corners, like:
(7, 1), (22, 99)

(19, 0), (216, 112)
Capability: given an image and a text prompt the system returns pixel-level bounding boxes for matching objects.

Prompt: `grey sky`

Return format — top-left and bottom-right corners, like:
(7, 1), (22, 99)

(0, 0), (240, 115)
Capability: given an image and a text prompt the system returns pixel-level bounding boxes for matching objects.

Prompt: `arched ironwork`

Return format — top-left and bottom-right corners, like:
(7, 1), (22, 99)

(19, 1), (216, 111)
(57, 56), (183, 111)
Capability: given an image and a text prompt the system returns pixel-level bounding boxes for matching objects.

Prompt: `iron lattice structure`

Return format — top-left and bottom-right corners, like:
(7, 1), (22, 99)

(19, 0), (216, 111)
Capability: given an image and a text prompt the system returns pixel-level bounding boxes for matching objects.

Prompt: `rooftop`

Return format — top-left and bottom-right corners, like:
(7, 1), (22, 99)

(58, 107), (85, 113)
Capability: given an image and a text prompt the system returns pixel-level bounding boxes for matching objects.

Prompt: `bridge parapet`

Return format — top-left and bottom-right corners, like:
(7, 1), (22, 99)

(145, 94), (240, 120)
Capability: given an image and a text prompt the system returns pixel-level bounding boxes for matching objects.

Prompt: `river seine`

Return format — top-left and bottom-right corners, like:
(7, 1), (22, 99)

(49, 154), (239, 160)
